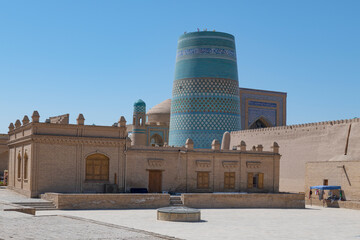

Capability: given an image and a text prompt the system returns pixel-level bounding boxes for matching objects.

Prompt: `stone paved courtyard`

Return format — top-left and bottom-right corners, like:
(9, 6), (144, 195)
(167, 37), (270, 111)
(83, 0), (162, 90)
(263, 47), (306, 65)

(0, 211), (175, 240)
(37, 207), (360, 240)
(1, 189), (360, 240)
(0, 189), (176, 240)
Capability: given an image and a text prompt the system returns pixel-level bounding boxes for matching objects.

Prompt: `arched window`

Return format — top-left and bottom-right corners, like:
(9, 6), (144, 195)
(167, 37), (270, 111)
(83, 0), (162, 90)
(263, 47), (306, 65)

(133, 117), (136, 125)
(24, 152), (28, 179)
(150, 134), (164, 146)
(85, 153), (109, 181)
(17, 153), (21, 178)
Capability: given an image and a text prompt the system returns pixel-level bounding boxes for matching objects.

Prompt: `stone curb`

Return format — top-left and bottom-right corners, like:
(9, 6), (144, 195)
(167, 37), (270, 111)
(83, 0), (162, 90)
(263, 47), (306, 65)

(1, 201), (36, 215)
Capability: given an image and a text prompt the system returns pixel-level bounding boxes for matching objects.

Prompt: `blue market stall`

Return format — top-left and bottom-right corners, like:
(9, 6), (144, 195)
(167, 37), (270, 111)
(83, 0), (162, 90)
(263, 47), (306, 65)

(310, 185), (341, 190)
(309, 185), (343, 207)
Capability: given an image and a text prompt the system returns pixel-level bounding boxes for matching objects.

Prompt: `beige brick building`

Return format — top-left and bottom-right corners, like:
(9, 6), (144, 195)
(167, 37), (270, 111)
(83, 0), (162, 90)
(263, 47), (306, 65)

(126, 142), (280, 194)
(7, 111), (281, 197)
(305, 158), (360, 202)
(0, 134), (8, 175)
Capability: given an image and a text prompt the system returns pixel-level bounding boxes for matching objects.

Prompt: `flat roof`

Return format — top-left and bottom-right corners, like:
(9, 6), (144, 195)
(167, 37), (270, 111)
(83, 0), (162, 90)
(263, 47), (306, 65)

(239, 87), (287, 95)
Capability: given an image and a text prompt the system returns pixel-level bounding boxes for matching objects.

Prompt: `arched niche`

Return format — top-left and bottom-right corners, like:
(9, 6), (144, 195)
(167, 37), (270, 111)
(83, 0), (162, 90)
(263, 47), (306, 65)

(249, 117), (272, 129)
(24, 152), (28, 179)
(150, 134), (164, 147)
(17, 153), (21, 179)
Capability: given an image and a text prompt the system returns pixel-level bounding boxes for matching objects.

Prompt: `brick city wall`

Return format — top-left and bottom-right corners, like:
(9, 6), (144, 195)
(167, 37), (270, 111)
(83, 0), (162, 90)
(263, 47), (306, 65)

(230, 118), (360, 193)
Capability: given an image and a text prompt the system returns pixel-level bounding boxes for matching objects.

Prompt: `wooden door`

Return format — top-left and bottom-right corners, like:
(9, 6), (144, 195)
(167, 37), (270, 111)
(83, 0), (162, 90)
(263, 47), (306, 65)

(197, 172), (209, 189)
(148, 170), (162, 193)
(247, 173), (253, 189)
(258, 173), (264, 189)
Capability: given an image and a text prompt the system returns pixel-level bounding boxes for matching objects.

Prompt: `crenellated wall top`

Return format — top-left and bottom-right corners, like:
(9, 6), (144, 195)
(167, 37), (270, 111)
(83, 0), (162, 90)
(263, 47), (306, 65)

(0, 133), (8, 139)
(128, 143), (279, 155)
(231, 117), (360, 135)
(8, 121), (128, 143)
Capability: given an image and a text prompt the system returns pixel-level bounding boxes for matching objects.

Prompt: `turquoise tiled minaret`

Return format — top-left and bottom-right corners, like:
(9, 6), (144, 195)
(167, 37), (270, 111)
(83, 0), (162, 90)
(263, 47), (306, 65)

(169, 31), (241, 149)
(131, 99), (147, 146)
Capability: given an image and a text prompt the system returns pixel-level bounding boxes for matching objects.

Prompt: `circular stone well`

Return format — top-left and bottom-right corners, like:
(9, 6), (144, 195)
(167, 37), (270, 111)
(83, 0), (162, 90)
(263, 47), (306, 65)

(157, 206), (201, 222)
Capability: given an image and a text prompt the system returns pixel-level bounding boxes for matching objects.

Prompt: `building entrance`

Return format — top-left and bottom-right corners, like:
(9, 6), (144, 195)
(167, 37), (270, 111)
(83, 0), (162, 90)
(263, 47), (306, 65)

(148, 170), (162, 193)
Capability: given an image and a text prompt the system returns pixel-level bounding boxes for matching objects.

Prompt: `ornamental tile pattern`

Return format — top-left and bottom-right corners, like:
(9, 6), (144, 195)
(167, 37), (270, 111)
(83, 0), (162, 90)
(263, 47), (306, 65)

(133, 104), (146, 113)
(172, 78), (239, 96)
(169, 85), (241, 148)
(239, 92), (285, 129)
(169, 129), (237, 149)
(170, 114), (241, 131)
(248, 107), (276, 127)
(171, 96), (240, 114)
(176, 47), (236, 62)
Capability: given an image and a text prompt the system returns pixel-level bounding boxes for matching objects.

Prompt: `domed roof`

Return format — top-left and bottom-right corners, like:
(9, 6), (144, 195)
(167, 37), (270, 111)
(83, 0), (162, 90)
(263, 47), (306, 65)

(147, 99), (171, 115)
(146, 99), (171, 124)
(133, 99), (146, 113)
(134, 99), (146, 106)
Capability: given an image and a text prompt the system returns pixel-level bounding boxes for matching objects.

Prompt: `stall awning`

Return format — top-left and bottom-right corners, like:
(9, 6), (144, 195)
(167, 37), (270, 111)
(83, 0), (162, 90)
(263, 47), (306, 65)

(310, 185), (341, 190)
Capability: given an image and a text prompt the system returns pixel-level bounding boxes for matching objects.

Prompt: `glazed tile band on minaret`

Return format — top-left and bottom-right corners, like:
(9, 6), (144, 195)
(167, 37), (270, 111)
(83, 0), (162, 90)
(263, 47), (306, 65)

(169, 31), (241, 149)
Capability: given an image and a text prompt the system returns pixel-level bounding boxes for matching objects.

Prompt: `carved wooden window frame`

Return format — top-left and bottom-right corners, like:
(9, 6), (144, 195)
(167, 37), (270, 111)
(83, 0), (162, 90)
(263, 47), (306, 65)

(197, 171), (209, 189)
(224, 172), (235, 189)
(85, 153), (109, 181)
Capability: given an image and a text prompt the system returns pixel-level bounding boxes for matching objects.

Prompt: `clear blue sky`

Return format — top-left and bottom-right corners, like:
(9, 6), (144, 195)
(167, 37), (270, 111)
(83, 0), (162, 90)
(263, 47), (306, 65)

(1, 1), (359, 132)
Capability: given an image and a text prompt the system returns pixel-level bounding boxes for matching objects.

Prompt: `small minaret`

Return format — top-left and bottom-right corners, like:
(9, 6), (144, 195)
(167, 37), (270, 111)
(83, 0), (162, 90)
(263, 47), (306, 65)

(130, 99), (147, 146)
(32, 111), (40, 123)
(77, 114), (85, 125)
(118, 116), (126, 127)
(22, 115), (30, 125)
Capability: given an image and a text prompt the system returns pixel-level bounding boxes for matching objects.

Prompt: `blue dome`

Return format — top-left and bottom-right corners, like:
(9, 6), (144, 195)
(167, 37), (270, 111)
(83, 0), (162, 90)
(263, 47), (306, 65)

(133, 99), (146, 113)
